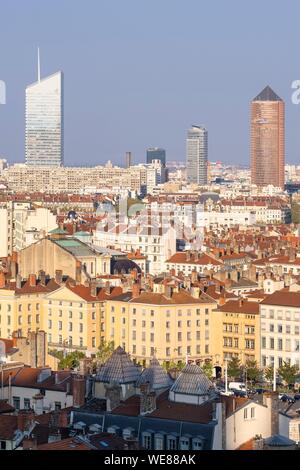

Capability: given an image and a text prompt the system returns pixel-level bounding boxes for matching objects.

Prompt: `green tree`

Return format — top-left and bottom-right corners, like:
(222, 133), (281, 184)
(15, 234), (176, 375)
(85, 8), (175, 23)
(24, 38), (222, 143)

(58, 350), (86, 370)
(162, 360), (185, 372)
(264, 365), (275, 383)
(227, 357), (242, 379)
(96, 340), (115, 366)
(245, 359), (261, 384)
(278, 361), (299, 385)
(202, 361), (213, 379)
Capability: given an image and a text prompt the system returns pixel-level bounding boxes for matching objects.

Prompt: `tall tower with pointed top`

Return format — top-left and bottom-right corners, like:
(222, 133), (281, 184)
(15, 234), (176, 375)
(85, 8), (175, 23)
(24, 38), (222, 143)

(250, 85), (285, 188)
(25, 52), (64, 166)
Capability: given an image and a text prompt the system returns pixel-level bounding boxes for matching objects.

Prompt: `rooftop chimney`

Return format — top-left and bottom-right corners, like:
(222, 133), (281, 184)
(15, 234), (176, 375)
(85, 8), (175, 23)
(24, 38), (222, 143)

(0, 271), (6, 289)
(55, 270), (63, 284)
(90, 281), (97, 298)
(132, 282), (141, 298)
(16, 274), (22, 289)
(39, 270), (46, 286)
(72, 375), (86, 408)
(29, 274), (36, 288)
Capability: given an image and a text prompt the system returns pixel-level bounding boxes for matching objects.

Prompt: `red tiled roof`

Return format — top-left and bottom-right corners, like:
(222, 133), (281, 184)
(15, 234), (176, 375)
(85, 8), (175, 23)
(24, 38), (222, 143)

(261, 291), (300, 307)
(217, 299), (259, 315)
(166, 252), (222, 266)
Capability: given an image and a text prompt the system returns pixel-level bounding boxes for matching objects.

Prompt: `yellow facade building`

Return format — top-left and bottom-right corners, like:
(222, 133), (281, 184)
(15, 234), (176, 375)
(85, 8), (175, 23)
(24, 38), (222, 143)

(212, 299), (260, 366)
(104, 285), (218, 366)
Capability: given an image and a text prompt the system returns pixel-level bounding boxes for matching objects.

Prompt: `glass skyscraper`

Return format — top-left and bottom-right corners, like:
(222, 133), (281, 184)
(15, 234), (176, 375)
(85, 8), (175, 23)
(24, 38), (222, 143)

(146, 147), (166, 166)
(25, 71), (64, 166)
(186, 125), (208, 185)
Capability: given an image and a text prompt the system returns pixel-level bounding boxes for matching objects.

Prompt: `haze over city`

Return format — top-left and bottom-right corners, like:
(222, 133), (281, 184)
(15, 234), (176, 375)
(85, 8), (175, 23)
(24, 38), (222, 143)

(0, 0), (300, 166)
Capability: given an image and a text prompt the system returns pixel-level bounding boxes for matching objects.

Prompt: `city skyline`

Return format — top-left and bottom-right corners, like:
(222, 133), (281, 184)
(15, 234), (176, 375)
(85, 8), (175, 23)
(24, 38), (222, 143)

(0, 1), (300, 167)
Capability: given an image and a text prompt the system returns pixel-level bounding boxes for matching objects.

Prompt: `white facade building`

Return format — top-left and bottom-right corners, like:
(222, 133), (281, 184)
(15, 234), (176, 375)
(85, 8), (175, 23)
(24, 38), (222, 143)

(26, 71), (64, 166)
(260, 292), (300, 369)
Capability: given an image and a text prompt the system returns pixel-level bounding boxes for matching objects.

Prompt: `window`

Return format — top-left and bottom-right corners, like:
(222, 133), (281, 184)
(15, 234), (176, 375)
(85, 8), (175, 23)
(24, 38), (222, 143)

(251, 407), (255, 419)
(13, 397), (20, 410)
(69, 311), (72, 319)
(79, 337), (83, 347)
(167, 436), (177, 450)
(166, 347), (170, 356)
(24, 398), (30, 410)
(155, 435), (164, 450)
(165, 333), (170, 342)
(69, 322), (72, 332)
(244, 408), (248, 419)
(178, 332), (182, 341)
(196, 331), (200, 340)
(142, 332), (146, 342)
(79, 323), (83, 333)
(36, 314), (40, 323)
(79, 312), (83, 320)
(59, 321), (62, 331)
(55, 402), (61, 411)
(92, 337), (96, 348)
(192, 438), (203, 450)
(48, 319), (52, 329)
(142, 433), (152, 449)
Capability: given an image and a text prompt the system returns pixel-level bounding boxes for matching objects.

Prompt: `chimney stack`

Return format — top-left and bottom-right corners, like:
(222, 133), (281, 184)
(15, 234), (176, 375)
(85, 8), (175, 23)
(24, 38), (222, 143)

(90, 281), (97, 298)
(29, 274), (36, 287)
(0, 271), (6, 289)
(72, 375), (86, 408)
(55, 270), (63, 284)
(39, 270), (46, 286)
(132, 282), (141, 298)
(75, 261), (82, 284)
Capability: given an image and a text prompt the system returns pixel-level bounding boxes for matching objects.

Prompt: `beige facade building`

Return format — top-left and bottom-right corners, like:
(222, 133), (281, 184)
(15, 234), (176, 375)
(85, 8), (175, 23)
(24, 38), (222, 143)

(18, 235), (111, 280)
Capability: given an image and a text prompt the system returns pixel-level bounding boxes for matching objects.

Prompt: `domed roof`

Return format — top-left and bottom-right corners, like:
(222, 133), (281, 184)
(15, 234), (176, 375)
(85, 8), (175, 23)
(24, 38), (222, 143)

(136, 358), (172, 390)
(199, 192), (220, 204)
(264, 434), (296, 447)
(67, 210), (77, 220)
(112, 259), (141, 275)
(96, 346), (140, 384)
(170, 363), (214, 396)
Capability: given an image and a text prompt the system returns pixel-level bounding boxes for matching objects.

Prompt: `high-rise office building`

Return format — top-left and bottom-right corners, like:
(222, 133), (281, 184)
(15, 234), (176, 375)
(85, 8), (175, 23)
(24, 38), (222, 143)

(146, 148), (166, 166)
(125, 151), (132, 168)
(26, 62), (64, 166)
(186, 125), (208, 185)
(250, 85), (285, 189)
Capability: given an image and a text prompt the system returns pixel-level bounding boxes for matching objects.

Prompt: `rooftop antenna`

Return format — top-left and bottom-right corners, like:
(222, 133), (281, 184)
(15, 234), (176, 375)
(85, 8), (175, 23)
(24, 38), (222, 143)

(38, 47), (41, 82)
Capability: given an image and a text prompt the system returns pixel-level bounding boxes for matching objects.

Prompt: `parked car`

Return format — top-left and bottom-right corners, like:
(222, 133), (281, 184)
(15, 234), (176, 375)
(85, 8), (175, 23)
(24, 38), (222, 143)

(233, 389), (247, 398)
(294, 393), (300, 400)
(280, 394), (295, 403)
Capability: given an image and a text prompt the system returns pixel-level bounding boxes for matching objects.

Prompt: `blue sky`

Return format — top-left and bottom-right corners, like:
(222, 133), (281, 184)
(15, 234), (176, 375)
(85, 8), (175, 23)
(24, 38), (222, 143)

(0, 0), (299, 166)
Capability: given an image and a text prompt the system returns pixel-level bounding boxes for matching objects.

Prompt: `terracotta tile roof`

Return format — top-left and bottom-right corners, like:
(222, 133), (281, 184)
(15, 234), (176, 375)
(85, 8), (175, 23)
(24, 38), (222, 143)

(0, 415), (18, 440)
(66, 283), (123, 302)
(36, 437), (90, 451)
(128, 290), (215, 305)
(166, 252), (222, 266)
(0, 400), (15, 414)
(217, 299), (259, 315)
(237, 438), (254, 450)
(260, 291), (300, 307)
(149, 391), (214, 424)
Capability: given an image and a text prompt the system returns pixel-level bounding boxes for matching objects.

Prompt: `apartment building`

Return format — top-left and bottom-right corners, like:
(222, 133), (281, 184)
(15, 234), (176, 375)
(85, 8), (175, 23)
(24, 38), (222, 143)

(1, 162), (165, 195)
(0, 202), (57, 256)
(165, 251), (222, 275)
(93, 223), (176, 274)
(0, 270), (122, 355)
(213, 299), (260, 365)
(43, 282), (122, 354)
(104, 284), (218, 366)
(260, 291), (300, 369)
